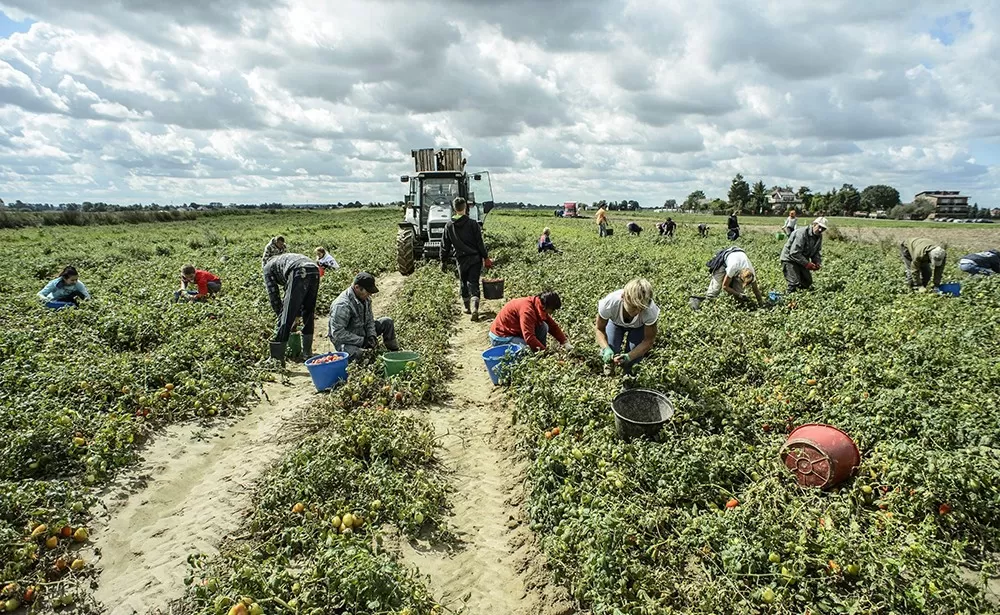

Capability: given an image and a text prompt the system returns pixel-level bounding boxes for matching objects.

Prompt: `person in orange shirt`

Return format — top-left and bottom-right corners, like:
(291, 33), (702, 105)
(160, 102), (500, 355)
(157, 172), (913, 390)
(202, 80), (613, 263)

(175, 265), (221, 302)
(488, 291), (572, 352)
(595, 207), (610, 237)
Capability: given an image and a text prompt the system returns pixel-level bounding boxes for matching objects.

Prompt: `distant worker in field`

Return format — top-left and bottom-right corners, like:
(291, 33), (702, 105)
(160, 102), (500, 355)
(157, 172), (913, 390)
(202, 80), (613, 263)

(174, 265), (221, 302)
(38, 266), (91, 304)
(595, 278), (659, 377)
(692, 247), (763, 309)
(264, 253), (320, 363)
(697, 223), (709, 237)
(328, 272), (399, 359)
(595, 206), (610, 237)
(442, 197), (490, 321)
(658, 217), (676, 238)
(727, 211), (740, 241)
(899, 238), (947, 290)
(538, 227), (559, 253)
(627, 222), (643, 236)
(488, 291), (571, 352)
(958, 249), (1000, 276)
(783, 210), (797, 235)
(780, 217), (827, 292)
(314, 246), (339, 277)
(262, 235), (287, 265)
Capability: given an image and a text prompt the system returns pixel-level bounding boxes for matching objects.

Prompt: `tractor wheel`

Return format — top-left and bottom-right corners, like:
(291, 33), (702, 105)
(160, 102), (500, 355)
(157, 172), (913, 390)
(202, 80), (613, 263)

(397, 226), (416, 276)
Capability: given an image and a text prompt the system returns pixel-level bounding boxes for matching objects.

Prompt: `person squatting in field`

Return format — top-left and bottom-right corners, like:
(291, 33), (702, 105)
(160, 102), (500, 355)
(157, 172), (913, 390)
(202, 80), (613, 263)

(658, 218), (676, 237)
(697, 223), (709, 237)
(38, 266), (91, 304)
(538, 227), (559, 253)
(958, 249), (1000, 275)
(442, 197), (491, 322)
(692, 247), (764, 309)
(174, 265), (221, 302)
(328, 272), (399, 360)
(488, 291), (572, 352)
(262, 235), (287, 266)
(627, 222), (643, 236)
(264, 253), (320, 363)
(898, 238), (947, 290)
(595, 278), (659, 377)
(780, 217), (827, 292)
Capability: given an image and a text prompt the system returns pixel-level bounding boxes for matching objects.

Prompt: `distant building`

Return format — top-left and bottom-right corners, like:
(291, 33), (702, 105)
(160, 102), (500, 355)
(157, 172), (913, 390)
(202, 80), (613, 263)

(915, 191), (969, 218)
(768, 189), (802, 212)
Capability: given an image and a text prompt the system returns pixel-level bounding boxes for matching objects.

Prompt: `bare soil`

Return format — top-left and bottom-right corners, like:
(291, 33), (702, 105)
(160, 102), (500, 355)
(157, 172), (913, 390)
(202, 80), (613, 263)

(398, 300), (574, 615)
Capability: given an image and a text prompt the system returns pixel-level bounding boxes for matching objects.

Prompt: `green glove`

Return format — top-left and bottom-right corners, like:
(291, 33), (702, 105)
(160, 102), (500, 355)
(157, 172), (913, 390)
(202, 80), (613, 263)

(601, 347), (614, 363)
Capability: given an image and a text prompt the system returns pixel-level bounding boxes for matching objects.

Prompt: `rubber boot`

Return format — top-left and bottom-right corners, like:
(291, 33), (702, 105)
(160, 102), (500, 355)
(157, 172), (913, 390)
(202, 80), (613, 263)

(463, 298), (471, 314)
(385, 337), (400, 352)
(470, 297), (480, 322)
(269, 341), (286, 367)
(302, 334), (314, 360)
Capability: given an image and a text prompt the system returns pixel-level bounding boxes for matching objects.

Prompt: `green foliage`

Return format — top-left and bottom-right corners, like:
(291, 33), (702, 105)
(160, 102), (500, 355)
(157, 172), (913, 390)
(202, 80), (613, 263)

(861, 185), (903, 214)
(485, 214), (1000, 614)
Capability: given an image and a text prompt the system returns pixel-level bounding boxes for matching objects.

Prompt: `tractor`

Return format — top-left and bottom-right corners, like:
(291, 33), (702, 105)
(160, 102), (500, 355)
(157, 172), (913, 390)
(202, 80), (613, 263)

(396, 147), (495, 275)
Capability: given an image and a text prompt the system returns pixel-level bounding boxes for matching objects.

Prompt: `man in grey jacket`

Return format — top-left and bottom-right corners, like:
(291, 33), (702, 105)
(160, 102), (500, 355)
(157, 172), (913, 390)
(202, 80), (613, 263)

(264, 253), (320, 363)
(779, 217), (827, 292)
(328, 272), (400, 360)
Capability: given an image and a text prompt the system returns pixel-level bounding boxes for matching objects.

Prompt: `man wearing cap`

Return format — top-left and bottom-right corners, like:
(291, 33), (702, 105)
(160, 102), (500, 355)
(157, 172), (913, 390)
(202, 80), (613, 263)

(264, 253), (320, 363)
(899, 238), (947, 290)
(328, 272), (400, 360)
(779, 217), (827, 292)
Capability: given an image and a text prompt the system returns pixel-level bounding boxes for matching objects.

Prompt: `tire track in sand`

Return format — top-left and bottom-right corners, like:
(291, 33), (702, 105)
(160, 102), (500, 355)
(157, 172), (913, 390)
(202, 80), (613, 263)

(400, 301), (574, 615)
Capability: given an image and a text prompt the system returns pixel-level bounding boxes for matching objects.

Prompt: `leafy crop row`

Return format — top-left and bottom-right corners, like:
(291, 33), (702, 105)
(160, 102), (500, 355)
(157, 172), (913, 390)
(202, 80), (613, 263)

(175, 265), (459, 615)
(488, 215), (1000, 614)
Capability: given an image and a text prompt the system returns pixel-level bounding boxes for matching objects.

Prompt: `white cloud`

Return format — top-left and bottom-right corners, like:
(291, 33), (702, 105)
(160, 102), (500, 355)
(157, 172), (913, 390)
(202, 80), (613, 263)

(0, 0), (998, 205)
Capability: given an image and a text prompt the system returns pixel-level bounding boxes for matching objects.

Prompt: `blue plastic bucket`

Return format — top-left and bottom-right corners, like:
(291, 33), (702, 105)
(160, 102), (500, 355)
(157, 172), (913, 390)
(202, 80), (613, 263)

(482, 344), (525, 386)
(304, 352), (350, 392)
(768, 291), (783, 304)
(45, 301), (75, 311)
(938, 283), (960, 297)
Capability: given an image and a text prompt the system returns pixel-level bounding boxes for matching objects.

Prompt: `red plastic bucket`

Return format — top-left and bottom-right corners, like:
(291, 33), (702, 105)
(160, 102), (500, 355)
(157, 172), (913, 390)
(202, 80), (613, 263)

(780, 424), (860, 489)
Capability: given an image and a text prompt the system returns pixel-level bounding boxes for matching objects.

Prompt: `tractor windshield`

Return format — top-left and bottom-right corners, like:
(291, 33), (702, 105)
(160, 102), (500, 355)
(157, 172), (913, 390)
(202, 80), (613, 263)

(421, 178), (459, 218)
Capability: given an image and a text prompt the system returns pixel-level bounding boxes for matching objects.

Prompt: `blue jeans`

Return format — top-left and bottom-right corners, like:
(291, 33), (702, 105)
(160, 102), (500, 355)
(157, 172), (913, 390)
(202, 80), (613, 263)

(959, 261), (994, 275)
(489, 322), (548, 349)
(606, 321), (646, 374)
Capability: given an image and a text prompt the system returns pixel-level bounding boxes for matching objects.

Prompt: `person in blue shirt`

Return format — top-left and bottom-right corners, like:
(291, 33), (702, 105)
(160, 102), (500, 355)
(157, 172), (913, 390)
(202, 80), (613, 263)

(537, 227), (559, 253)
(38, 266), (91, 304)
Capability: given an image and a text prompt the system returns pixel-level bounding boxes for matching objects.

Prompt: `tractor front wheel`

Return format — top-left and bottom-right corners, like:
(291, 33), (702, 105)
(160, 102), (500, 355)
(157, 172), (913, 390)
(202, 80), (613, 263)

(397, 226), (415, 276)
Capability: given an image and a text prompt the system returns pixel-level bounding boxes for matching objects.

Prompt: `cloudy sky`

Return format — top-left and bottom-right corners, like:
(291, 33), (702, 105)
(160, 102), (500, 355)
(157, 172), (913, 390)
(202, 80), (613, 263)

(0, 0), (998, 206)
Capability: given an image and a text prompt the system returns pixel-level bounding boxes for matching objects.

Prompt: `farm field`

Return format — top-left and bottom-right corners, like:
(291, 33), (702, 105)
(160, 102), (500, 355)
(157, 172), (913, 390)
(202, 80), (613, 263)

(1, 208), (999, 614)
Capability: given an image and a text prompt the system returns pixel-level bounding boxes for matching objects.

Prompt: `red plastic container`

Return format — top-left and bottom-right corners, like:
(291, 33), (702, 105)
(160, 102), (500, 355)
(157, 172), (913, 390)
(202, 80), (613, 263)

(780, 424), (860, 489)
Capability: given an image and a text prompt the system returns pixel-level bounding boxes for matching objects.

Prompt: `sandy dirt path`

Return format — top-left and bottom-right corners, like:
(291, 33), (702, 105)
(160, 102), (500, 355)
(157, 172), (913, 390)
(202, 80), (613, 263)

(399, 301), (573, 615)
(91, 273), (404, 615)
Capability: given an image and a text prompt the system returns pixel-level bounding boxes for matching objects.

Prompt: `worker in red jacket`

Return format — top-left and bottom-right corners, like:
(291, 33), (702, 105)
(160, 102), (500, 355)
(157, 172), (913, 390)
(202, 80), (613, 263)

(175, 265), (222, 302)
(488, 291), (572, 351)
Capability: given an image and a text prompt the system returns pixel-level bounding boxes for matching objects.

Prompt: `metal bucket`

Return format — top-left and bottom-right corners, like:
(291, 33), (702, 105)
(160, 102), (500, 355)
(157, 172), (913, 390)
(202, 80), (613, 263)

(611, 389), (674, 441)
(780, 424), (860, 489)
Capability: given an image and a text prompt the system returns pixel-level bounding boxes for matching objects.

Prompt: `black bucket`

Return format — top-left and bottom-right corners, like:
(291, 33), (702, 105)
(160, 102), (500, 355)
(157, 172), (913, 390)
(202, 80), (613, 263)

(482, 278), (504, 300)
(611, 389), (674, 441)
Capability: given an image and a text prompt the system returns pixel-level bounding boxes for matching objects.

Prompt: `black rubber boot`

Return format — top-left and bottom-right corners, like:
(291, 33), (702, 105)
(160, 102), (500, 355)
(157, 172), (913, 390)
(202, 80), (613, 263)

(471, 297), (480, 322)
(463, 298), (471, 314)
(385, 338), (400, 352)
(269, 341), (286, 367)
(302, 335), (314, 359)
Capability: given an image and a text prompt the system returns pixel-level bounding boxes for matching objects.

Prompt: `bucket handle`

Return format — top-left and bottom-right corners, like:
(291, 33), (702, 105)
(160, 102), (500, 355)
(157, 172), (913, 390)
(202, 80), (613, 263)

(780, 439), (832, 479)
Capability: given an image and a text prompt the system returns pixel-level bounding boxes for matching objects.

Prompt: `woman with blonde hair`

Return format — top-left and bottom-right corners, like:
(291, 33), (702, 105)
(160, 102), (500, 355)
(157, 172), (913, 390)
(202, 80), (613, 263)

(595, 278), (659, 376)
(783, 209), (797, 236)
(693, 246), (763, 309)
